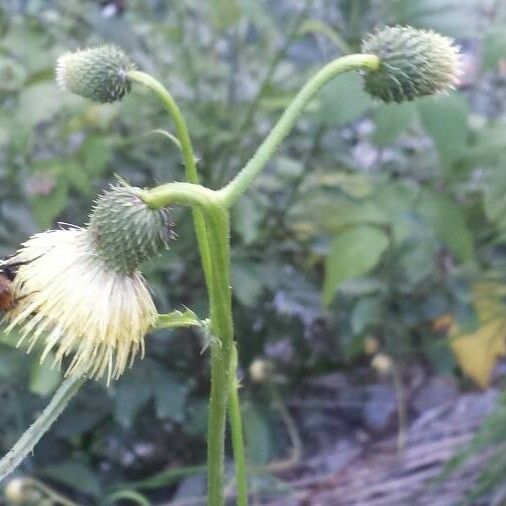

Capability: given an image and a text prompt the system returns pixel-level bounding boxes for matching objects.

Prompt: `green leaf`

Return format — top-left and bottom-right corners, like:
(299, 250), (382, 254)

(114, 365), (154, 428)
(417, 93), (468, 169)
(30, 179), (69, 229)
(242, 400), (272, 465)
(29, 355), (62, 396)
(483, 27), (506, 70)
(351, 297), (382, 335)
(382, 0), (478, 38)
(231, 261), (265, 306)
(153, 372), (188, 423)
(373, 102), (417, 146)
(315, 72), (375, 126)
(323, 226), (389, 305)
(156, 309), (201, 329)
(233, 195), (264, 245)
(82, 136), (112, 177)
(418, 191), (473, 262)
(115, 360), (189, 426)
(41, 461), (102, 498)
(210, 0), (240, 31)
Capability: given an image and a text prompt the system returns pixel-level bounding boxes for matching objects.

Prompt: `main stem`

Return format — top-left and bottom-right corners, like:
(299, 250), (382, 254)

(217, 54), (379, 207)
(131, 72), (248, 505)
(203, 205), (234, 506)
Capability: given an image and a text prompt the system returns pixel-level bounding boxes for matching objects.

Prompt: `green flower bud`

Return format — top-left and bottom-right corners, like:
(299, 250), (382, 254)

(361, 26), (461, 103)
(56, 45), (134, 103)
(88, 184), (173, 274)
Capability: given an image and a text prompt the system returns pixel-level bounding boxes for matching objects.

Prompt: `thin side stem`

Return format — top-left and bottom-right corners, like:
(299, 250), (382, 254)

(127, 70), (213, 290)
(228, 345), (248, 506)
(217, 54), (380, 207)
(0, 374), (85, 480)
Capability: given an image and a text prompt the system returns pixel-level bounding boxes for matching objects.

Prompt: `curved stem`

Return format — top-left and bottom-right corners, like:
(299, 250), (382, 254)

(228, 345), (248, 506)
(0, 374), (85, 480)
(127, 70), (199, 182)
(217, 54), (379, 207)
(127, 70), (213, 291)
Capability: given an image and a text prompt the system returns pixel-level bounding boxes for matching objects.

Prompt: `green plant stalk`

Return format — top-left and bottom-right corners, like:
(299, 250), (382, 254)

(203, 205), (234, 506)
(217, 54), (380, 207)
(141, 185), (247, 505)
(0, 374), (85, 480)
(228, 345), (248, 506)
(129, 72), (249, 505)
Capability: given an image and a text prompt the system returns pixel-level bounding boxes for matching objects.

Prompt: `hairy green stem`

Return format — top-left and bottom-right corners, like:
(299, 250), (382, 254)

(203, 205), (234, 506)
(0, 375), (85, 480)
(129, 73), (249, 503)
(217, 54), (379, 207)
(228, 345), (248, 506)
(141, 185), (247, 505)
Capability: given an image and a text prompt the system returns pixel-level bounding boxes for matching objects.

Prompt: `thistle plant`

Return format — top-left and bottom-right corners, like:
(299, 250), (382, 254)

(0, 26), (460, 505)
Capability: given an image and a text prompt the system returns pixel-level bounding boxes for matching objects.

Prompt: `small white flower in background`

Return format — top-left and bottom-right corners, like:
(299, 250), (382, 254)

(3, 184), (173, 385)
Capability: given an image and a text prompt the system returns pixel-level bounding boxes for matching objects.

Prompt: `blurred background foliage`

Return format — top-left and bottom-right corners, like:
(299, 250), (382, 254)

(1, 0), (506, 504)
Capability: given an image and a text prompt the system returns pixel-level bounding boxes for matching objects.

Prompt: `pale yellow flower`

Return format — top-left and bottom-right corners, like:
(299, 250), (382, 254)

(3, 184), (172, 385)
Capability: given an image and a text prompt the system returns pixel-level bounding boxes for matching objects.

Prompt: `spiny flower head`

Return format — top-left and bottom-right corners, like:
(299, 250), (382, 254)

(361, 26), (461, 103)
(88, 184), (174, 275)
(56, 45), (134, 103)
(3, 185), (172, 384)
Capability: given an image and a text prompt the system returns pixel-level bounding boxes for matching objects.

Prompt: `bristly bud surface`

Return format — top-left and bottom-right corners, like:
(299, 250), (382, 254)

(56, 45), (134, 103)
(88, 184), (173, 275)
(361, 26), (461, 103)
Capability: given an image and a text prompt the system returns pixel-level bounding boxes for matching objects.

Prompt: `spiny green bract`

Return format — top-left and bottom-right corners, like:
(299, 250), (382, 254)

(56, 45), (134, 103)
(88, 184), (173, 274)
(362, 26), (461, 103)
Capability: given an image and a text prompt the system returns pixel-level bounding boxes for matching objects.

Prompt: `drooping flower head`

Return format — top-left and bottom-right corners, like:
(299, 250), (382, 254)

(361, 26), (461, 103)
(3, 184), (172, 384)
(56, 45), (135, 103)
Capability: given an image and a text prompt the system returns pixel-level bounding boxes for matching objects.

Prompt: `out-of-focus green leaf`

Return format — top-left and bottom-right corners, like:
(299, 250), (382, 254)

(232, 260), (265, 307)
(29, 355), (61, 396)
(30, 179), (69, 229)
(382, 0), (478, 37)
(210, 0), (240, 31)
(483, 27), (506, 70)
(243, 400), (272, 465)
(41, 461), (102, 498)
(418, 191), (473, 262)
(323, 226), (389, 305)
(418, 93), (469, 170)
(153, 372), (188, 423)
(115, 360), (189, 427)
(315, 72), (375, 126)
(373, 102), (417, 146)
(115, 369), (153, 428)
(82, 136), (113, 177)
(16, 82), (75, 127)
(233, 195), (264, 245)
(351, 296), (382, 335)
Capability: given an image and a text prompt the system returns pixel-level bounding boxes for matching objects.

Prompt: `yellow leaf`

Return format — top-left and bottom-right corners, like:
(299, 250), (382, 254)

(449, 282), (506, 388)
(450, 320), (506, 388)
